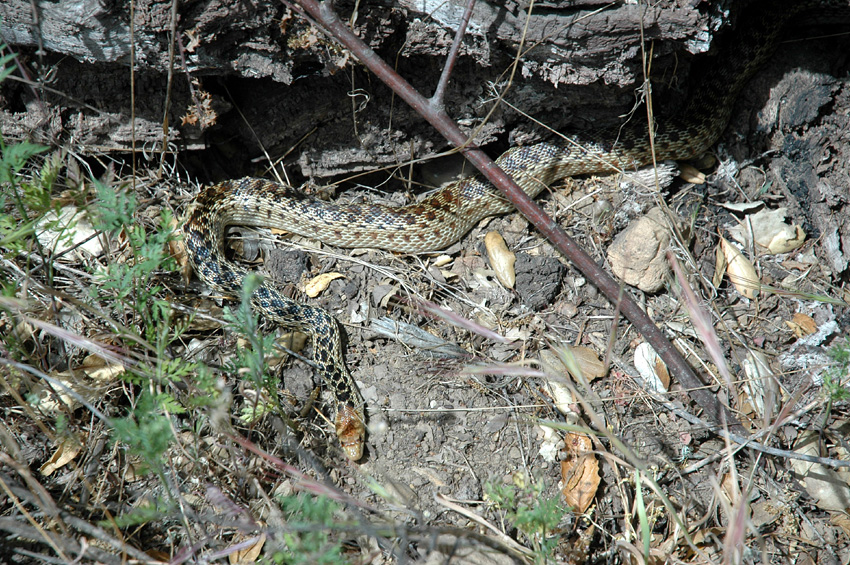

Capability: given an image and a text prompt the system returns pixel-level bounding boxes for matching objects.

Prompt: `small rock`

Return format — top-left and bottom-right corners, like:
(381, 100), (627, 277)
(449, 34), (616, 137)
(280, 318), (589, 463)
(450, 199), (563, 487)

(341, 279), (359, 299)
(515, 253), (565, 310)
(265, 248), (308, 284)
(607, 207), (674, 293)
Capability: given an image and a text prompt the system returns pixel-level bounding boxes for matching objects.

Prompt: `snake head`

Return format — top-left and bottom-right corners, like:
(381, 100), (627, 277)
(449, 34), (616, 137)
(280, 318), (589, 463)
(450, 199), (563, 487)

(335, 404), (365, 461)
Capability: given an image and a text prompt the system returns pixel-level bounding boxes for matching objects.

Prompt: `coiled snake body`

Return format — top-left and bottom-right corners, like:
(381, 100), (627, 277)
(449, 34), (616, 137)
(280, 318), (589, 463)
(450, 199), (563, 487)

(184, 2), (808, 460)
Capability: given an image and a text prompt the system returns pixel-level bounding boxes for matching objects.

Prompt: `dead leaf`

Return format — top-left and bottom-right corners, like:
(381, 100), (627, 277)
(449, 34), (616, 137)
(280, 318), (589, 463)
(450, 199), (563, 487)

(539, 349), (581, 424)
(228, 534), (265, 564)
(376, 285), (399, 309)
(36, 206), (103, 257)
(80, 354), (126, 382)
(549, 345), (607, 384)
(278, 332), (307, 353)
(720, 472), (743, 508)
(484, 231), (516, 289)
(634, 342), (669, 392)
(539, 363), (573, 409)
(741, 350), (779, 421)
(790, 431), (850, 512)
(40, 437), (83, 476)
(560, 432), (600, 513)
(544, 379), (578, 420)
(169, 216), (188, 274)
(691, 527), (726, 548)
(184, 29), (201, 53)
(182, 82), (218, 129)
(32, 372), (83, 413)
(720, 200), (765, 213)
(712, 242), (726, 289)
(146, 549), (170, 561)
(568, 346), (607, 381)
(653, 357), (670, 390)
(303, 272), (345, 297)
(728, 207), (806, 254)
(268, 332), (308, 367)
(432, 254), (453, 268)
(786, 313), (817, 338)
(184, 298), (224, 331)
(831, 513), (850, 538)
(720, 236), (760, 299)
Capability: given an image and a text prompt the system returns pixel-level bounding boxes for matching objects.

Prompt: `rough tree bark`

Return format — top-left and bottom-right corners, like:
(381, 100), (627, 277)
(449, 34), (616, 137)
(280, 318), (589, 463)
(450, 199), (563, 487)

(1, 0), (719, 167)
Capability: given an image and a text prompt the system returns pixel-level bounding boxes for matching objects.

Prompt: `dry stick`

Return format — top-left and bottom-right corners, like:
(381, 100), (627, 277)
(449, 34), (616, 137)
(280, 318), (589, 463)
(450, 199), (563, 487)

(291, 0), (744, 435)
(430, 0), (476, 109)
(158, 0), (180, 175)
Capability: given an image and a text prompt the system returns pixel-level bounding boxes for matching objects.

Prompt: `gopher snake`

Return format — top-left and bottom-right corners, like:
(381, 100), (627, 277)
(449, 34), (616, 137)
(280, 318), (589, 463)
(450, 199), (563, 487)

(184, 1), (807, 460)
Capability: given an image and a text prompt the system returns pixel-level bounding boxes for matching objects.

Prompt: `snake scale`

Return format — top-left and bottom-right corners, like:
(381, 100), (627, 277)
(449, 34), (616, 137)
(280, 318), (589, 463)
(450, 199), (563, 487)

(184, 1), (819, 460)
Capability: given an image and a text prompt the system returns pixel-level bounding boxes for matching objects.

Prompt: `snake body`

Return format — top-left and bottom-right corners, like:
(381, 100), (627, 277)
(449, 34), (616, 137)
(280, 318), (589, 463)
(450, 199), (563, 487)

(184, 1), (805, 460)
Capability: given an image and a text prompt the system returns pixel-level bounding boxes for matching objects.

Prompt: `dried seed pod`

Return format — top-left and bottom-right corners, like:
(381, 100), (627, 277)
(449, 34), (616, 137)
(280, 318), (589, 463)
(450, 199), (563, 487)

(484, 231), (516, 289)
(719, 237), (760, 299)
(304, 272), (345, 297)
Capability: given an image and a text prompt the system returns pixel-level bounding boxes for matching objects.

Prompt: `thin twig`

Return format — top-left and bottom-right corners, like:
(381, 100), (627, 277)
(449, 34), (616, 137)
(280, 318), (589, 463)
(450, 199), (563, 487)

(288, 0), (744, 435)
(159, 0), (180, 175)
(430, 0), (476, 109)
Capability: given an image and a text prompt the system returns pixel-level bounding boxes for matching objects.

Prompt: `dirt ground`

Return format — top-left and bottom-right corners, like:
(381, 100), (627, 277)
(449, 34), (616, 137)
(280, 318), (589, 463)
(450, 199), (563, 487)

(2, 1), (850, 563)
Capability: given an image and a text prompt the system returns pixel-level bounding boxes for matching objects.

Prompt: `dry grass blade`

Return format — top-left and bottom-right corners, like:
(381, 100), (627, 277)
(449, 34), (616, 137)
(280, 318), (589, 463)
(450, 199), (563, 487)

(412, 297), (513, 344)
(434, 493), (535, 559)
(668, 251), (734, 391)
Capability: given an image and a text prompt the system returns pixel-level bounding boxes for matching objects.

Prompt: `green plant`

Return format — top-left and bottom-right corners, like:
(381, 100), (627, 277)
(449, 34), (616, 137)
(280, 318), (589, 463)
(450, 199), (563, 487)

(823, 339), (850, 404)
(0, 44), (17, 83)
(0, 139), (50, 255)
(0, 46), (57, 359)
(221, 274), (287, 423)
(0, 45), (51, 229)
(485, 474), (567, 564)
(19, 149), (63, 212)
(89, 180), (200, 472)
(106, 498), (174, 529)
(110, 390), (175, 475)
(89, 178), (242, 478)
(271, 493), (345, 565)
(92, 179), (177, 334)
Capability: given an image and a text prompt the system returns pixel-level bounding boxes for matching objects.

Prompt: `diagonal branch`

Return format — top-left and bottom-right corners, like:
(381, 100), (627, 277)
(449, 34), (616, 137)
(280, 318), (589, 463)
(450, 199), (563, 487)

(288, 0), (744, 435)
